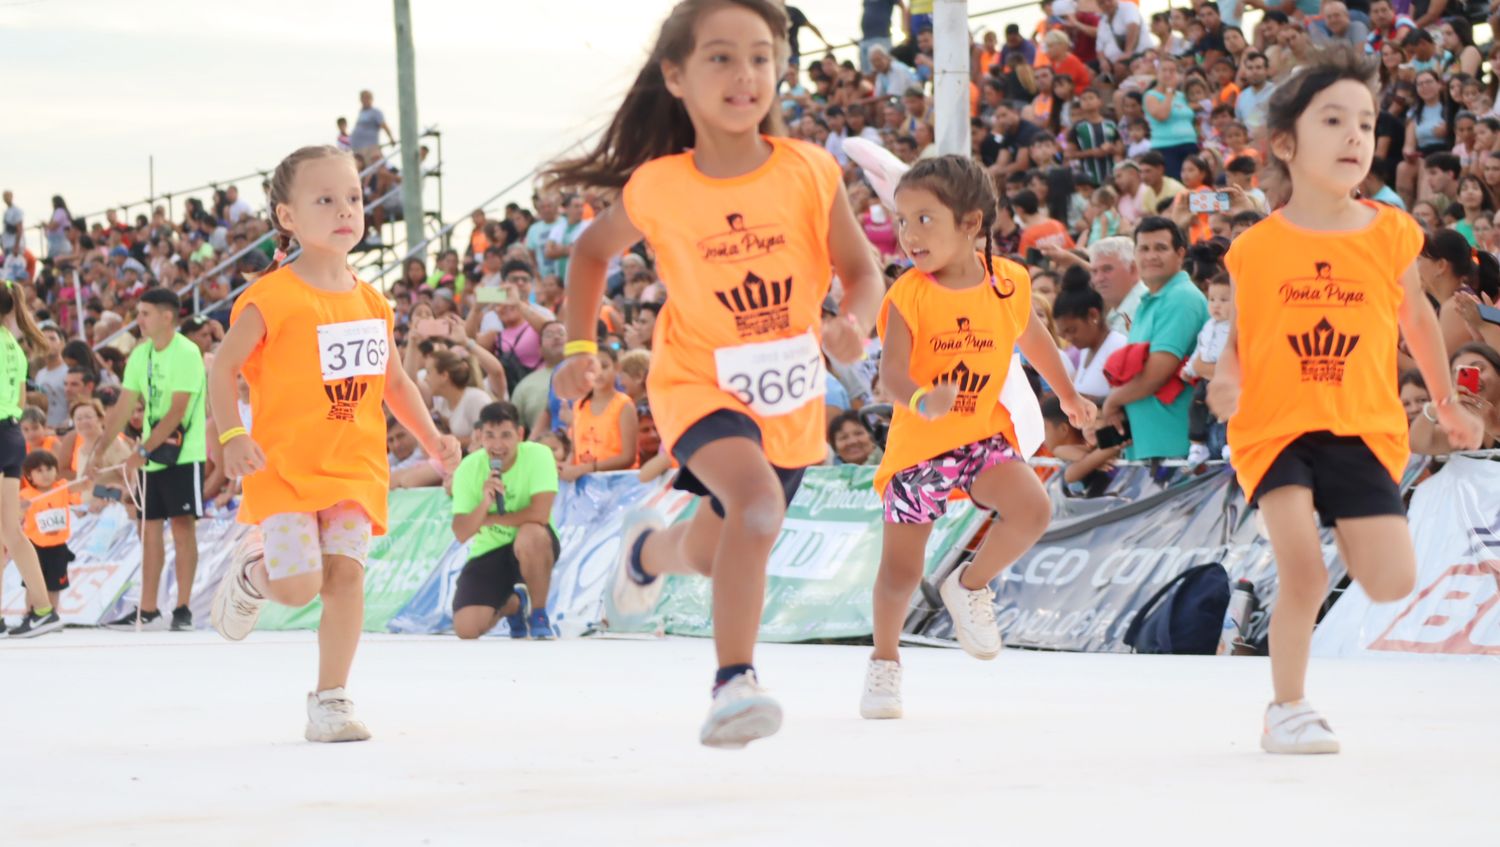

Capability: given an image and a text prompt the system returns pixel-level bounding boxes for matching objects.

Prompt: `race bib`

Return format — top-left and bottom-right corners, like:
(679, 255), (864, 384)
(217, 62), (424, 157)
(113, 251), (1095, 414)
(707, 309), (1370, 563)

(715, 332), (826, 418)
(36, 508), (67, 535)
(317, 319), (389, 382)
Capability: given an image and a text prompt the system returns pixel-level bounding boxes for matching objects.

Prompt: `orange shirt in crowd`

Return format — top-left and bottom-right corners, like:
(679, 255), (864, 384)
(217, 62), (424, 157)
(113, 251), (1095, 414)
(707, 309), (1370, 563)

(572, 391), (637, 470)
(1018, 219), (1075, 257)
(22, 480), (80, 548)
(232, 266), (396, 534)
(1224, 202), (1421, 498)
(1034, 52), (1092, 92)
(1186, 186), (1217, 245)
(620, 136), (841, 470)
(875, 254), (1034, 495)
(1217, 83), (1241, 107)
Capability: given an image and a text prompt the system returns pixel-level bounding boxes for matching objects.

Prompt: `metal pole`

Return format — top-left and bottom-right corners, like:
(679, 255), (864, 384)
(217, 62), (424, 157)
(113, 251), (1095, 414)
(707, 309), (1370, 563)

(73, 269), (85, 340)
(393, 0), (426, 262)
(933, 0), (971, 156)
(149, 156), (155, 213)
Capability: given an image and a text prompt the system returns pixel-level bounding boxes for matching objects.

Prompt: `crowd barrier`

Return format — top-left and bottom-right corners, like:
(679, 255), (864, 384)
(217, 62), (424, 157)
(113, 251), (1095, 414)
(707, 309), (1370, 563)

(3, 459), (1496, 658)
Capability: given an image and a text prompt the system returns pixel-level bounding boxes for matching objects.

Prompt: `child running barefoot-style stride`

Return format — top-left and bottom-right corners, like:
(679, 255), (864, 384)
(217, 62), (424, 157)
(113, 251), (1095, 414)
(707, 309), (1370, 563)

(208, 145), (461, 742)
(545, 0), (883, 748)
(1210, 46), (1484, 754)
(862, 156), (1096, 719)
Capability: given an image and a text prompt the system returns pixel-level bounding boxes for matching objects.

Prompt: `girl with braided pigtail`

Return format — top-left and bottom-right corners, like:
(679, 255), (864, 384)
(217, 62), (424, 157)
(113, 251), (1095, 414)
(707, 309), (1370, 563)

(860, 154), (1096, 720)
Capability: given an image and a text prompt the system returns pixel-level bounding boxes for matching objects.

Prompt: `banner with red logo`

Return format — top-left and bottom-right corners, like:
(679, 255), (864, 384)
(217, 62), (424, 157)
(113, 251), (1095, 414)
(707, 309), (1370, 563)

(1312, 457), (1500, 658)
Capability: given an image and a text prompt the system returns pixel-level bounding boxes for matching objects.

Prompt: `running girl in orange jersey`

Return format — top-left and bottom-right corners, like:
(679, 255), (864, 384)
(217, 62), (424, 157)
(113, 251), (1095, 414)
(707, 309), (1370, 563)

(860, 156), (1095, 720)
(545, 0), (883, 748)
(1210, 47), (1483, 755)
(207, 146), (461, 743)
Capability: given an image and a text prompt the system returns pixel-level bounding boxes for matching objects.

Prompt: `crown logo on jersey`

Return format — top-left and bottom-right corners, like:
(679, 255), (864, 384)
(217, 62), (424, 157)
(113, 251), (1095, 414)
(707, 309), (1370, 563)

(1287, 317), (1359, 385)
(324, 377), (369, 422)
(717, 271), (794, 337)
(934, 360), (991, 415)
(929, 316), (997, 355)
(698, 213), (788, 265)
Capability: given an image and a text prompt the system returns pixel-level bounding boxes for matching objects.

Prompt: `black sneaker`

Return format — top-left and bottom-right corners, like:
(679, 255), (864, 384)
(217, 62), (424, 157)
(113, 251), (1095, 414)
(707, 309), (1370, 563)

(170, 606), (193, 632)
(104, 607), (164, 630)
(10, 608), (63, 639)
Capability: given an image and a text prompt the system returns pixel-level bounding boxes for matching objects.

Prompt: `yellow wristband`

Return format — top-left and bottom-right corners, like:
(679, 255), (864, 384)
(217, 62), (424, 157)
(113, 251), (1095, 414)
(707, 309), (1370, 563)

(908, 387), (929, 412)
(563, 340), (599, 358)
(218, 427), (248, 446)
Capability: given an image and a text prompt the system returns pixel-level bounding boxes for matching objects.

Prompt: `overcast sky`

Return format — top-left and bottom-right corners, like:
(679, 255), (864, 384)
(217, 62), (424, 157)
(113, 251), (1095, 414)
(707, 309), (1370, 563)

(4, 1), (1054, 249)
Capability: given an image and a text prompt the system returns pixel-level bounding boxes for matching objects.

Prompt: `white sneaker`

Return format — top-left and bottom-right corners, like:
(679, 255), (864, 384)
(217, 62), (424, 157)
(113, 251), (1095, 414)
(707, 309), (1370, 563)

(1261, 700), (1340, 755)
(1187, 442), (1211, 465)
(305, 688), (372, 743)
(606, 509), (667, 625)
(211, 532), (267, 642)
(699, 671), (783, 749)
(860, 659), (903, 719)
(939, 565), (1002, 660)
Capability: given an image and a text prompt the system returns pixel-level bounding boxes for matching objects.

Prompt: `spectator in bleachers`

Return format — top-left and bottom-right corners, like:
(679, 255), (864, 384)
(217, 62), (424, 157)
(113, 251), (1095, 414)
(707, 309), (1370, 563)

(1399, 370), (1430, 425)
(562, 347), (638, 481)
(1052, 277), (1128, 402)
(1100, 218), (1208, 461)
(1411, 343), (1500, 452)
(827, 410), (882, 467)
(350, 89), (394, 163)
(427, 350), (494, 450)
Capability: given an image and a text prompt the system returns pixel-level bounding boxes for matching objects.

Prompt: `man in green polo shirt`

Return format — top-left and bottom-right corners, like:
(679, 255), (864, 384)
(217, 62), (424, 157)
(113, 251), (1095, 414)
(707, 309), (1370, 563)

(1100, 217), (1209, 461)
(450, 401), (560, 640)
(94, 287), (208, 631)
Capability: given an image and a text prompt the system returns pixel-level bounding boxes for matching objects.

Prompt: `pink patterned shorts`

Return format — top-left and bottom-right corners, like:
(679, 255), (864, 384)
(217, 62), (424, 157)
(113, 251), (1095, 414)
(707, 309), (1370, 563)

(882, 433), (1021, 524)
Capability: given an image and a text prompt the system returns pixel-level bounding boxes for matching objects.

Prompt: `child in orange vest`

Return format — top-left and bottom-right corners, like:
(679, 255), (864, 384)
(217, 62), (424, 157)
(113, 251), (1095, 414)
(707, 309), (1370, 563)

(562, 346), (639, 480)
(1211, 47), (1483, 754)
(861, 155), (1095, 719)
(208, 145), (461, 743)
(19, 450), (79, 612)
(544, 0), (884, 748)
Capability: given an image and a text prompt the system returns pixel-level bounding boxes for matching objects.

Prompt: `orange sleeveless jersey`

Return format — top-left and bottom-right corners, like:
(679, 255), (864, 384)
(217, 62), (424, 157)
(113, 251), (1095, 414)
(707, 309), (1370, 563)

(22, 480), (79, 547)
(1224, 202), (1421, 498)
(621, 137), (841, 469)
(231, 267), (396, 534)
(572, 391), (637, 469)
(874, 255), (1034, 495)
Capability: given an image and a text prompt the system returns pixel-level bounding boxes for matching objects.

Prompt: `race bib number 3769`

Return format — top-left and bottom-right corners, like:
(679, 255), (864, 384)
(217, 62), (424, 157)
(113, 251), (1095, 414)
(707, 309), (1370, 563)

(715, 331), (825, 418)
(317, 319), (389, 382)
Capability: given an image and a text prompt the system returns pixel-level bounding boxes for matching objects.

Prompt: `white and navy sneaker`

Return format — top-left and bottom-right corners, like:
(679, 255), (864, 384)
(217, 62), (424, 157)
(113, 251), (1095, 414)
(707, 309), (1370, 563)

(211, 533), (267, 642)
(939, 565), (1002, 660)
(606, 509), (667, 626)
(9, 608), (63, 639)
(305, 688), (372, 743)
(1261, 700), (1340, 754)
(104, 607), (166, 631)
(859, 659), (903, 719)
(699, 671), (783, 749)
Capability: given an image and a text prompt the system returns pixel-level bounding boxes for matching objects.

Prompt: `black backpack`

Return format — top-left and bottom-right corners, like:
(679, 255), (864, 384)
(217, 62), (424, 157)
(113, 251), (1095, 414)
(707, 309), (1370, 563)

(1122, 563), (1231, 654)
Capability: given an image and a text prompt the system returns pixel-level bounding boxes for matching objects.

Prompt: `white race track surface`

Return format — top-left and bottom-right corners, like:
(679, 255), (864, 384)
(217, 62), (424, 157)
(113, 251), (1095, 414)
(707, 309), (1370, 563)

(5, 630), (1496, 845)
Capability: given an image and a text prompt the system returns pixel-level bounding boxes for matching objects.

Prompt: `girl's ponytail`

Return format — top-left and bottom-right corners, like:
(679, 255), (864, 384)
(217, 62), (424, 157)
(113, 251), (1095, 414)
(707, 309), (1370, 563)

(543, 0), (789, 191)
(0, 282), (48, 352)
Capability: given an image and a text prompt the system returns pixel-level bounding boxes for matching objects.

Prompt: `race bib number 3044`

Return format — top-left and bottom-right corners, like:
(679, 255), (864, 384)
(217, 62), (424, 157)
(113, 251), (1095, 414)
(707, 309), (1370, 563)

(715, 332), (825, 418)
(317, 319), (389, 382)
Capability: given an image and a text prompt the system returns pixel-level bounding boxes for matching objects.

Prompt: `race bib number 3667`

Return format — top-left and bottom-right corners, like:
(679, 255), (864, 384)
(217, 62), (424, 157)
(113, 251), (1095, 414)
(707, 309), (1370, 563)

(317, 319), (389, 382)
(715, 332), (825, 418)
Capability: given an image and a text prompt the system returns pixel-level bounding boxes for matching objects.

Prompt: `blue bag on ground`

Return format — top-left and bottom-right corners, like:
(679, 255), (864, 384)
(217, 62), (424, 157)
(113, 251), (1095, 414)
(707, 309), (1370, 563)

(1122, 563), (1231, 654)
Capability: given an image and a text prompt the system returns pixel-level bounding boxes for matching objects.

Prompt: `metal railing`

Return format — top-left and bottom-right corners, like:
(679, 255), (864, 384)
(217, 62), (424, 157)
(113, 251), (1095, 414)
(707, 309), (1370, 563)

(91, 134), (436, 350)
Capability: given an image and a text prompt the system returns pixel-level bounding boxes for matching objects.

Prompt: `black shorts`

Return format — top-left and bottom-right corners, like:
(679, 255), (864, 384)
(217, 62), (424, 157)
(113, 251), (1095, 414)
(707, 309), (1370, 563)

(452, 526), (561, 612)
(0, 419), (24, 478)
(138, 461), (204, 522)
(35, 543), (74, 592)
(1251, 431), (1406, 527)
(670, 410), (807, 520)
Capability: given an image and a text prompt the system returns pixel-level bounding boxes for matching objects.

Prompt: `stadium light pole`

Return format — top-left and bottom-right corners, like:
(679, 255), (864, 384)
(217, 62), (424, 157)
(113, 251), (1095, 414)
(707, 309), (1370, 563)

(394, 0), (426, 261)
(933, 0), (970, 156)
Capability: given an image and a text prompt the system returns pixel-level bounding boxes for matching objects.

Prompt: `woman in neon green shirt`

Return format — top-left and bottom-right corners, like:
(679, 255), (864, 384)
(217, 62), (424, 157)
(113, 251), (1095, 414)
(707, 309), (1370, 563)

(0, 282), (63, 637)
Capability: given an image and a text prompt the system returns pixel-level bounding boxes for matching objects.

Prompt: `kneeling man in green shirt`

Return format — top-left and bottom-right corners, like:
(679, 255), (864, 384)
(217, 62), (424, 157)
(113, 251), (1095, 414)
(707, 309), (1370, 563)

(450, 402), (560, 639)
